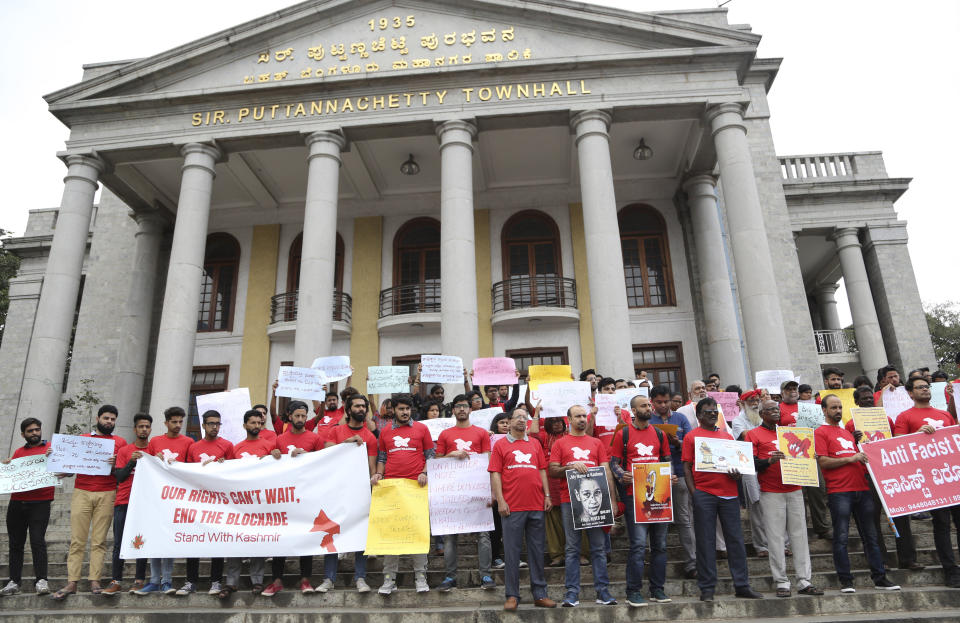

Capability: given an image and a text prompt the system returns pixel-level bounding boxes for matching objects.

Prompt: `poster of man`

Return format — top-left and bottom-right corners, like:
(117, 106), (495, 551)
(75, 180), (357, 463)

(631, 462), (673, 523)
(565, 466), (614, 530)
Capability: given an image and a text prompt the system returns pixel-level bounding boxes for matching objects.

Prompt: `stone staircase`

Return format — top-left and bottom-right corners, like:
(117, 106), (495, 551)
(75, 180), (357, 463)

(2, 489), (960, 622)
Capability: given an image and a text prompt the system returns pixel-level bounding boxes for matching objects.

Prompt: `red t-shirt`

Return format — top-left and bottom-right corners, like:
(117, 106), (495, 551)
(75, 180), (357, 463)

(276, 430), (320, 454)
(592, 409), (631, 448)
(312, 408), (345, 430)
(10, 443), (54, 501)
(259, 428), (277, 443)
(778, 402), (798, 426)
(893, 407), (956, 437)
(114, 443), (149, 506)
(815, 424), (868, 493)
(325, 424), (378, 456)
(75, 434), (126, 492)
(272, 417), (292, 435)
(146, 434), (194, 463)
(549, 434), (609, 503)
(186, 437), (234, 463)
(610, 424), (670, 497)
(437, 425), (491, 456)
(682, 427), (738, 497)
(845, 417), (895, 435)
(745, 425), (799, 494)
(488, 436), (547, 512)
(531, 431), (567, 501)
(378, 421), (434, 480)
(234, 438), (276, 458)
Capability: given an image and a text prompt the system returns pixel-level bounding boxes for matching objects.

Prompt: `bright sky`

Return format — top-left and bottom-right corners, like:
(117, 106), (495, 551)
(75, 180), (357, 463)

(1, 0), (957, 326)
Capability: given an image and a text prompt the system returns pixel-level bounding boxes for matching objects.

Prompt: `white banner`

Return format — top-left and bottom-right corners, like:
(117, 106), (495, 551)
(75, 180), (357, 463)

(120, 444), (371, 558)
(1, 454), (60, 495)
(311, 356), (352, 382)
(195, 388), (252, 446)
(367, 366), (410, 394)
(46, 434), (114, 475)
(538, 381), (592, 418)
(427, 453), (494, 536)
(882, 386), (914, 422)
(276, 366), (327, 401)
(755, 370), (796, 395)
(420, 355), (464, 384)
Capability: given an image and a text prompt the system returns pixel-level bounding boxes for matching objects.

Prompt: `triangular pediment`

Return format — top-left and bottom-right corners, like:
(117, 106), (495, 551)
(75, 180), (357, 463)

(47, 0), (758, 106)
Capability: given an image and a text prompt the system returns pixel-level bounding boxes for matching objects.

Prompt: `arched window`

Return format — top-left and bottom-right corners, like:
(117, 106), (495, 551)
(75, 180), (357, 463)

(392, 218), (441, 313)
(198, 233), (240, 332)
(501, 210), (562, 307)
(287, 232), (344, 293)
(619, 204), (675, 308)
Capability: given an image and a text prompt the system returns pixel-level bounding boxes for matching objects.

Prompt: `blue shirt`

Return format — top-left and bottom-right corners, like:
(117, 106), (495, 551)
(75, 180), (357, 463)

(653, 410), (692, 474)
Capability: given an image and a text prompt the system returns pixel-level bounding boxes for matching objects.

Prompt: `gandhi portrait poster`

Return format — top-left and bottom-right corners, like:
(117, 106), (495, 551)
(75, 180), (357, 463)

(565, 466), (614, 530)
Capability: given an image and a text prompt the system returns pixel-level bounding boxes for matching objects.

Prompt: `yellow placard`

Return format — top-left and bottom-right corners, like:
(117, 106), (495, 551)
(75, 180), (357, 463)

(850, 407), (892, 443)
(528, 365), (573, 390)
(777, 426), (818, 487)
(364, 478), (430, 555)
(817, 388), (856, 425)
(653, 423), (678, 437)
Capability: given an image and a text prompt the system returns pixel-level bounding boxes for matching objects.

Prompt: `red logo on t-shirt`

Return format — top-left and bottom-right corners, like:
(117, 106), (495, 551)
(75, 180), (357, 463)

(310, 510), (341, 552)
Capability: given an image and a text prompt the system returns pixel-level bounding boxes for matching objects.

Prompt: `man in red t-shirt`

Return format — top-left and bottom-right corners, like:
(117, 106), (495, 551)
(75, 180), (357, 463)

(893, 378), (960, 588)
(815, 395), (899, 592)
(51, 405), (126, 601)
(104, 413), (152, 595)
(550, 404), (615, 606)
(489, 408), (556, 611)
(372, 394), (434, 595)
(2, 418), (56, 596)
(746, 401), (821, 597)
(777, 380), (799, 426)
(681, 397), (761, 601)
(435, 394), (494, 592)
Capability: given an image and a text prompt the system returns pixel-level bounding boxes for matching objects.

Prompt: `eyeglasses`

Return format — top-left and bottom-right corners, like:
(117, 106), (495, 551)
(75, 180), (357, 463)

(700, 409), (719, 416)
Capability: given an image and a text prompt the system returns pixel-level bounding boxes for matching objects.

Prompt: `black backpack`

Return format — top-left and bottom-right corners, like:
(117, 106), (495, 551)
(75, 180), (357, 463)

(622, 423), (668, 464)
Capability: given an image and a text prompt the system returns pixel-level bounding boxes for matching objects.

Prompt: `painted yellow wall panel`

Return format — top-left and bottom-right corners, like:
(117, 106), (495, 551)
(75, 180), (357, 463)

(239, 224), (280, 404)
(569, 203), (596, 371)
(474, 209), (493, 358)
(350, 216), (383, 382)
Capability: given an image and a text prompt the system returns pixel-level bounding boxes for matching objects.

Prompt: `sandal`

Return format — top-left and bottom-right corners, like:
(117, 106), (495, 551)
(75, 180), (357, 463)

(52, 588), (76, 601)
(90, 584), (103, 595)
(798, 585), (824, 596)
(757, 550), (769, 558)
(251, 583), (264, 595)
(776, 587), (791, 598)
(218, 585), (236, 600)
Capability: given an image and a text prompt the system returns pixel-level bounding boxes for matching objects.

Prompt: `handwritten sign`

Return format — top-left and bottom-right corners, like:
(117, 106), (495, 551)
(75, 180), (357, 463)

(365, 478), (430, 555)
(46, 434), (115, 475)
(196, 388), (252, 446)
(469, 406), (503, 432)
(615, 387), (648, 411)
(930, 382), (948, 410)
(276, 366), (327, 401)
(311, 355), (352, 382)
(594, 394), (618, 427)
(755, 370), (795, 395)
(367, 366), (410, 394)
(708, 392), (740, 423)
(528, 365), (572, 390)
(694, 438), (755, 475)
(422, 417), (457, 441)
(472, 357), (517, 386)
(851, 407), (892, 442)
(777, 426), (818, 486)
(427, 454), (494, 535)
(1, 454), (60, 495)
(537, 381), (592, 419)
(420, 355), (464, 384)
(881, 386), (913, 422)
(795, 402), (825, 430)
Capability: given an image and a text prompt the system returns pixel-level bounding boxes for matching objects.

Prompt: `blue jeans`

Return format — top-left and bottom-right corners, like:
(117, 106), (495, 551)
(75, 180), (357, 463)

(324, 552), (367, 581)
(560, 503), (608, 596)
(692, 489), (750, 593)
(827, 490), (886, 583)
(502, 510), (547, 601)
(148, 557), (173, 585)
(624, 495), (668, 594)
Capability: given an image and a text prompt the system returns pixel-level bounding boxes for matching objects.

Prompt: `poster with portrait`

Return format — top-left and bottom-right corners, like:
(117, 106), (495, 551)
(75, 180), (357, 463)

(565, 466), (614, 530)
(631, 462), (673, 523)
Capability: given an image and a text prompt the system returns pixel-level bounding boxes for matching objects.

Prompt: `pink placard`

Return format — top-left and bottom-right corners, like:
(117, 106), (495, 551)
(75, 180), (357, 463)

(472, 357), (518, 386)
(708, 392), (740, 423)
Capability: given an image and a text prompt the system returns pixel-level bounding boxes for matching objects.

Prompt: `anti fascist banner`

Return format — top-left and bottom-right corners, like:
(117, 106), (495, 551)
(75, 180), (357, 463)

(777, 426), (818, 487)
(46, 434), (115, 476)
(119, 443), (371, 558)
(427, 454), (494, 536)
(566, 466), (614, 529)
(863, 425), (960, 517)
(631, 462), (673, 523)
(1, 454), (60, 495)
(365, 478), (430, 555)
(472, 357), (518, 386)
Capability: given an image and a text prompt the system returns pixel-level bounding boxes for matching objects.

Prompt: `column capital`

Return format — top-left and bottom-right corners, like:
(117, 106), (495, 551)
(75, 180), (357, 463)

(130, 209), (169, 234)
(814, 282), (840, 299)
(706, 103), (747, 137)
(180, 143), (221, 176)
(436, 119), (477, 152)
(570, 110), (611, 145)
(829, 226), (861, 250)
(681, 172), (718, 198)
(305, 131), (346, 165)
(62, 154), (107, 189)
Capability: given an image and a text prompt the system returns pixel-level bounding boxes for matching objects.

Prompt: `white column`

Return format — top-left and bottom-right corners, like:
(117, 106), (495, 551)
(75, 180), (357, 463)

(437, 120), (479, 364)
(148, 143), (220, 431)
(830, 227), (887, 374)
(571, 110), (635, 377)
(708, 103), (791, 371)
(294, 131), (345, 367)
(17, 155), (105, 434)
(113, 211), (167, 434)
(682, 174), (748, 385)
(814, 283), (842, 331)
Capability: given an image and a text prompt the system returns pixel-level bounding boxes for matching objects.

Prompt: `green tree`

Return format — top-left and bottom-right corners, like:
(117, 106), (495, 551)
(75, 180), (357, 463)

(925, 301), (960, 378)
(58, 378), (103, 435)
(0, 228), (21, 346)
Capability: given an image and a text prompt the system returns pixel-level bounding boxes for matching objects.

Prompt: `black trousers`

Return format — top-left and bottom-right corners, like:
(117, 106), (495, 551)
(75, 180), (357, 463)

(111, 504), (147, 582)
(271, 556), (313, 581)
(6, 500), (51, 584)
(187, 557), (225, 585)
(931, 506), (960, 575)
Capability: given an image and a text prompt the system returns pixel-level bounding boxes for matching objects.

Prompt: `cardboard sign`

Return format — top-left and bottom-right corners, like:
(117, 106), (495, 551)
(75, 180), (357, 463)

(694, 438), (755, 475)
(422, 417), (456, 441)
(755, 370), (795, 395)
(469, 407), (503, 432)
(365, 478), (430, 555)
(881, 386), (914, 423)
(427, 454), (494, 535)
(420, 355), (464, 384)
(46, 434), (115, 476)
(195, 388), (251, 446)
(777, 426), (818, 486)
(615, 387), (648, 411)
(276, 366), (327, 401)
(631, 462), (673, 523)
(795, 402), (825, 430)
(538, 381), (592, 419)
(594, 394), (618, 427)
(528, 365), (572, 390)
(817, 388), (857, 425)
(367, 366), (410, 394)
(1, 454), (60, 495)
(565, 466), (614, 529)
(708, 392), (740, 424)
(311, 356), (352, 382)
(851, 407), (892, 442)
(472, 358), (518, 386)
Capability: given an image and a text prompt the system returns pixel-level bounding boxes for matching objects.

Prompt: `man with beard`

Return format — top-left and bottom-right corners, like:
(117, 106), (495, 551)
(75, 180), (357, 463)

(322, 394), (378, 593)
(677, 380), (708, 428)
(729, 389), (769, 559)
(745, 400), (822, 597)
(102, 414), (152, 596)
(580, 369), (599, 399)
(1, 418), (55, 596)
(610, 395), (672, 607)
(262, 401), (320, 597)
(435, 394), (495, 592)
(52, 405), (126, 601)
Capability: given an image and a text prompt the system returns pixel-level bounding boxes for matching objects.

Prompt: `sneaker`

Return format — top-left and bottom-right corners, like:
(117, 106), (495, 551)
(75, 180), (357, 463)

(261, 580), (283, 597)
(316, 578), (334, 593)
(595, 589), (617, 605)
(208, 581), (222, 596)
(840, 581), (856, 593)
(378, 576), (396, 595)
(649, 588), (671, 603)
(35, 579), (50, 595)
(561, 591), (579, 607)
(175, 582), (195, 596)
(134, 582), (162, 595)
(481, 576), (496, 590)
(1, 581), (20, 596)
(161, 582), (175, 595)
(102, 581), (123, 596)
(493, 559), (505, 569)
(356, 578), (371, 593)
(874, 578), (901, 591)
(415, 573), (430, 593)
(519, 560), (528, 568)
(437, 577), (456, 592)
(627, 592), (648, 607)
(300, 579), (315, 594)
